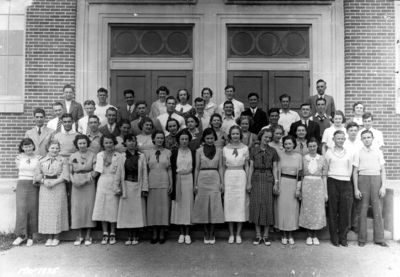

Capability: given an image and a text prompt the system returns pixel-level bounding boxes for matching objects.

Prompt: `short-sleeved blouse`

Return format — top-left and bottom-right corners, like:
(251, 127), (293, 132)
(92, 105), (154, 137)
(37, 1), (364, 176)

(16, 154), (41, 180)
(303, 154), (328, 177)
(34, 155), (70, 181)
(250, 145), (279, 169)
(146, 148), (171, 189)
(223, 144), (249, 167)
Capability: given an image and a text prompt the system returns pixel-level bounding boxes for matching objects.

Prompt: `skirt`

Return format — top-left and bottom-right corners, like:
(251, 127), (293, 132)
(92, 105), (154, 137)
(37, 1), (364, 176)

(70, 179), (97, 229)
(147, 188), (170, 226)
(39, 183), (69, 234)
(117, 181), (147, 228)
(92, 174), (119, 223)
(249, 171), (274, 226)
(224, 169), (246, 222)
(274, 177), (299, 231)
(171, 174), (194, 225)
(14, 180), (39, 235)
(299, 176), (326, 230)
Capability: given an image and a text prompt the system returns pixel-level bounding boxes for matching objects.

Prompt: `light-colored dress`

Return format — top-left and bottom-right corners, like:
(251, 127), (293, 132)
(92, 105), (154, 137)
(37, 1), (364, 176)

(171, 150), (194, 225)
(115, 136), (127, 153)
(192, 147), (224, 223)
(92, 151), (121, 222)
(34, 155), (70, 234)
(15, 155), (41, 236)
(69, 151), (97, 229)
(137, 134), (154, 153)
(223, 144), (249, 222)
(274, 152), (302, 231)
(113, 152), (148, 228)
(149, 100), (167, 119)
(146, 148), (171, 226)
(299, 154), (328, 230)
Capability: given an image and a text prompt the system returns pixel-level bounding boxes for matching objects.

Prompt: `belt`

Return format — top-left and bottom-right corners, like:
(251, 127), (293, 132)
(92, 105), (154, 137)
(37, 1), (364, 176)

(226, 166), (243, 170)
(304, 176), (323, 179)
(254, 168), (272, 173)
(74, 170), (92, 174)
(281, 173), (296, 180)
(125, 175), (138, 182)
(201, 168), (218, 171)
(45, 175), (57, 179)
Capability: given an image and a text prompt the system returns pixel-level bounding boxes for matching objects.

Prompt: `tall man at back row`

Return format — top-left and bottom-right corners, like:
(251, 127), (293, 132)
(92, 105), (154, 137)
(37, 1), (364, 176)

(306, 79), (336, 119)
(241, 92), (268, 135)
(117, 89), (137, 122)
(61, 84), (84, 125)
(278, 94), (300, 135)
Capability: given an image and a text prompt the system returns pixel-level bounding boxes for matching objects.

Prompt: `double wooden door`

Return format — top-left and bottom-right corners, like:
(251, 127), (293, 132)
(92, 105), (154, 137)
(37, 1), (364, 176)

(228, 70), (310, 113)
(110, 70), (192, 108)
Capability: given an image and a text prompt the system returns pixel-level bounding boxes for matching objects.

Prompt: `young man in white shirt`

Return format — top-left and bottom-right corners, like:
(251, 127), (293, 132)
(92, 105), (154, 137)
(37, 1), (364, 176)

(194, 97), (210, 132)
(278, 94), (300, 134)
(94, 87), (116, 126)
(78, 100), (97, 135)
(325, 130), (354, 247)
(218, 85), (244, 119)
(154, 96), (186, 136)
(356, 112), (384, 150)
(47, 102), (76, 134)
(220, 101), (237, 134)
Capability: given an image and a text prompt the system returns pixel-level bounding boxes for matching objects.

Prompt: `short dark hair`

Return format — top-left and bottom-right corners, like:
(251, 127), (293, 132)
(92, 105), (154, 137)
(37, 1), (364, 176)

(362, 112), (373, 121)
(33, 108), (46, 117)
(300, 103), (311, 109)
(268, 108), (280, 116)
(224, 85), (235, 92)
(166, 118), (180, 132)
(223, 100), (234, 108)
(138, 117), (153, 131)
(176, 129), (193, 144)
(307, 137), (319, 146)
(97, 87), (108, 95)
(282, 135), (297, 149)
(123, 89), (135, 97)
(123, 133), (138, 145)
(361, 129), (374, 138)
(333, 110), (346, 123)
(346, 122), (359, 131)
(53, 102), (63, 108)
(18, 138), (35, 153)
(135, 100), (147, 107)
(295, 124), (307, 133)
(156, 86), (170, 95)
(202, 128), (218, 142)
(151, 130), (166, 146)
(316, 98), (326, 105)
(236, 115), (254, 127)
(73, 134), (91, 150)
(100, 134), (118, 149)
(118, 119), (131, 128)
(333, 130), (345, 137)
(279, 94), (291, 101)
(257, 128), (273, 141)
(84, 100), (96, 106)
(176, 89), (190, 102)
(248, 92), (259, 100)
(316, 79), (326, 85)
(106, 107), (117, 115)
(63, 84), (75, 92)
(210, 113), (222, 128)
(352, 102), (365, 112)
(201, 87), (213, 97)
(186, 114), (200, 128)
(61, 113), (73, 121)
(227, 125), (243, 140)
(194, 97), (205, 104)
(88, 115), (100, 122)
(165, 95), (177, 104)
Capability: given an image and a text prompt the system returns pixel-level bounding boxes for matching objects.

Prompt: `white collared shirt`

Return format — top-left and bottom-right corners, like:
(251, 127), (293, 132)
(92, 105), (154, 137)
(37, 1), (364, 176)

(221, 116), (237, 134)
(356, 127), (384, 148)
(65, 100), (72, 113)
(195, 113), (210, 130)
(218, 98), (245, 119)
(204, 101), (217, 118)
(278, 109), (300, 133)
(322, 125), (348, 150)
(127, 104), (135, 113)
(156, 112), (186, 136)
(107, 123), (116, 133)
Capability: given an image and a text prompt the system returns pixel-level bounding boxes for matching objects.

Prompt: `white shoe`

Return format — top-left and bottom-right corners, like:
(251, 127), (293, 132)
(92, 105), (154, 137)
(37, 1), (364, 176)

(74, 237), (83, 246)
(101, 234), (109, 245)
(125, 238), (132, 245)
(12, 237), (25, 246)
(204, 237), (210, 244)
(288, 238), (295, 245)
(306, 237), (313, 245)
(26, 239), (33, 247)
(313, 237), (320, 245)
(184, 235), (191, 244)
(236, 236), (242, 244)
(84, 238), (92, 246)
(45, 239), (52, 247)
(132, 238), (139, 245)
(178, 235), (185, 244)
(109, 234), (116, 245)
(228, 236), (234, 244)
(209, 237), (216, 245)
(281, 238), (288, 245)
(51, 239), (60, 246)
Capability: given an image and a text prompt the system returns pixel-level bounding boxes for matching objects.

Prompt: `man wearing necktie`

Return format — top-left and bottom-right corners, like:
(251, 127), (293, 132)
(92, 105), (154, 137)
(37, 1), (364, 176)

(306, 79), (336, 118)
(154, 96), (186, 136)
(312, 98), (332, 138)
(117, 89), (137, 122)
(289, 103), (321, 143)
(240, 92), (268, 135)
(24, 108), (54, 157)
(78, 100), (97, 135)
(46, 102), (76, 134)
(130, 100), (154, 136)
(99, 107), (121, 136)
(194, 97), (209, 132)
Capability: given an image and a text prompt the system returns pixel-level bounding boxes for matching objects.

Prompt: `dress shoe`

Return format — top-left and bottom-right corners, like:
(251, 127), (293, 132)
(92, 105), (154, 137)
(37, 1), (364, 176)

(159, 238), (166, 244)
(339, 241), (348, 247)
(332, 242), (340, 247)
(150, 238), (159, 244)
(358, 242), (365, 247)
(374, 242), (389, 247)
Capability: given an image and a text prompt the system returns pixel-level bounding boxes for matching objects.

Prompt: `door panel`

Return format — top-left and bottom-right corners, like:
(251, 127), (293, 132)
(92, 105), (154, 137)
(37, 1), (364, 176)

(269, 71), (310, 112)
(227, 71), (268, 111)
(110, 70), (192, 108)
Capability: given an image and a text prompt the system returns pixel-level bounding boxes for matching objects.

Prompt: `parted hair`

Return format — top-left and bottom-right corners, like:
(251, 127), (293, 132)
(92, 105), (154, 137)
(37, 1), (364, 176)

(166, 118), (180, 133)
(138, 117), (154, 131)
(33, 108), (46, 117)
(186, 114), (200, 128)
(151, 130), (166, 146)
(176, 89), (191, 102)
(346, 121), (359, 130)
(236, 115), (254, 127)
(176, 129), (193, 144)
(227, 125), (243, 140)
(257, 128), (273, 141)
(19, 138), (36, 153)
(307, 137), (319, 146)
(282, 135), (297, 149)
(61, 113), (73, 121)
(156, 86), (170, 95)
(88, 115), (100, 122)
(202, 128), (218, 142)
(100, 134), (118, 149)
(73, 134), (91, 150)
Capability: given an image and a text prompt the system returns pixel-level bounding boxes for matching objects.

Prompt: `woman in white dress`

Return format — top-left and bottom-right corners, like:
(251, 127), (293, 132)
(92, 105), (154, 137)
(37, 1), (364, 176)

(223, 125), (250, 244)
(149, 86), (169, 119)
(175, 89), (196, 120)
(137, 117), (155, 153)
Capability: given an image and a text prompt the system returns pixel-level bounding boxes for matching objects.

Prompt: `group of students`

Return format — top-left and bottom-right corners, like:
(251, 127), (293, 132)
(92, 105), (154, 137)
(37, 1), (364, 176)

(12, 82), (388, 248)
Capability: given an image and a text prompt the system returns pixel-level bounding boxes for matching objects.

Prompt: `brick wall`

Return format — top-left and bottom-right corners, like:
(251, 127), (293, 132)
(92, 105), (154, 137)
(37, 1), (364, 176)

(344, 0), (398, 179)
(0, 0), (77, 178)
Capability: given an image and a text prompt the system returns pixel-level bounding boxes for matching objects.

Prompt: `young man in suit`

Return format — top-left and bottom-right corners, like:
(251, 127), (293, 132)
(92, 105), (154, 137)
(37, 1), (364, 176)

(306, 79), (336, 118)
(278, 94), (300, 135)
(241, 92), (268, 135)
(99, 107), (120, 137)
(61, 84), (84, 125)
(289, 103), (321, 142)
(47, 102), (76, 134)
(130, 100), (154, 136)
(24, 108), (54, 157)
(117, 89), (137, 122)
(194, 97), (210, 132)
(218, 85), (245, 119)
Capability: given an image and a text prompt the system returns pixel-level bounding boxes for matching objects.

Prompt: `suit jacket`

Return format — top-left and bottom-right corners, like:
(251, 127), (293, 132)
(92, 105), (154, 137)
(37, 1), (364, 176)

(61, 100), (84, 124)
(24, 126), (54, 157)
(241, 108), (268, 135)
(117, 105), (138, 123)
(170, 149), (196, 201)
(99, 124), (121, 137)
(130, 117), (155, 136)
(306, 94), (336, 119)
(289, 120), (321, 142)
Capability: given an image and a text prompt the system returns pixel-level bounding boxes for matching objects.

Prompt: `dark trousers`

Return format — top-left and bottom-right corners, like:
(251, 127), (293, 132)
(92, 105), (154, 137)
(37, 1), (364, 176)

(351, 184), (361, 229)
(358, 175), (385, 243)
(327, 178), (353, 243)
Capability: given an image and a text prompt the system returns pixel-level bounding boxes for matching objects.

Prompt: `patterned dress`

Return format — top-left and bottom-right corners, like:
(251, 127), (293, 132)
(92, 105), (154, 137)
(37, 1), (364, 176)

(249, 146), (279, 226)
(299, 154), (328, 230)
(175, 104), (196, 120)
(69, 151), (97, 229)
(34, 155), (70, 234)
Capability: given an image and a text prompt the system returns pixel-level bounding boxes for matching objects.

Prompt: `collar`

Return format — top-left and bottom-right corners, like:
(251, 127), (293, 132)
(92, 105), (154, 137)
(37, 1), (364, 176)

(318, 94), (325, 99)
(333, 146), (346, 156)
(64, 129), (77, 135)
(301, 119), (309, 124)
(279, 109), (294, 114)
(43, 155), (63, 162)
(196, 113), (205, 118)
(250, 107), (258, 113)
(205, 102), (215, 108)
(88, 131), (101, 138)
(223, 116), (234, 120)
(315, 112), (327, 118)
(363, 146), (374, 152)
(255, 145), (271, 154)
(107, 123), (116, 128)
(36, 126), (44, 131)
(65, 100), (72, 105)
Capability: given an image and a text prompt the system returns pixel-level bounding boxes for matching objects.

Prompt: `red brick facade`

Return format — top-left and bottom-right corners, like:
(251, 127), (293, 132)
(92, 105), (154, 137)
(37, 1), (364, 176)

(0, 0), (398, 179)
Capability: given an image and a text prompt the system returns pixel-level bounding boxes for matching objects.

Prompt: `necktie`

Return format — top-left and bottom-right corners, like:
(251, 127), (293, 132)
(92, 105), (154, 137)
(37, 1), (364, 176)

(232, 148), (238, 157)
(168, 112), (173, 119)
(155, 150), (161, 163)
(109, 125), (113, 133)
(56, 118), (62, 133)
(252, 109), (255, 116)
(38, 127), (41, 136)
